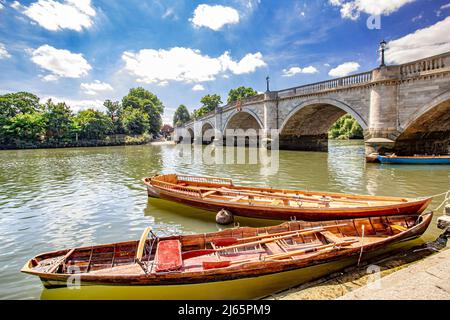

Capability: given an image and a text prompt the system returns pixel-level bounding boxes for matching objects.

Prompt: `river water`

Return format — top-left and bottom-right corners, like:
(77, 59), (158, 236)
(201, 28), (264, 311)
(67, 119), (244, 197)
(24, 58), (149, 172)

(0, 141), (448, 299)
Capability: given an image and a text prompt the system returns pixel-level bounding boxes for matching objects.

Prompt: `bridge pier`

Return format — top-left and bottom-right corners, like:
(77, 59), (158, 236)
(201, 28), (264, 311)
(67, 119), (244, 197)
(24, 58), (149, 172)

(394, 133), (450, 155)
(279, 134), (329, 152)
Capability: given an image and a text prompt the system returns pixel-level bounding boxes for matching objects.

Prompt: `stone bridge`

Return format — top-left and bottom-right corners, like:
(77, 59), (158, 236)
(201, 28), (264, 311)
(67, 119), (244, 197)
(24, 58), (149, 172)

(175, 51), (450, 158)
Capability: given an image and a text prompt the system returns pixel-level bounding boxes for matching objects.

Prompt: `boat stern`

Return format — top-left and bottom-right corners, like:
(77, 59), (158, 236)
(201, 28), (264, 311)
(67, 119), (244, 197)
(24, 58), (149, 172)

(20, 258), (37, 275)
(142, 177), (161, 198)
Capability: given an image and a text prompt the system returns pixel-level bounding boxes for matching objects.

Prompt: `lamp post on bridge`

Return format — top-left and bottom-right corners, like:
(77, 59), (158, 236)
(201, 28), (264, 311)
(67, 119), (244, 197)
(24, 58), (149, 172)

(379, 40), (387, 67)
(266, 76), (270, 92)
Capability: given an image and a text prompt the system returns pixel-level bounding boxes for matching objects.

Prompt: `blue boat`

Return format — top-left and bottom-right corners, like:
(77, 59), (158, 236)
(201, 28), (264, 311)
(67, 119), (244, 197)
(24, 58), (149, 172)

(377, 155), (450, 164)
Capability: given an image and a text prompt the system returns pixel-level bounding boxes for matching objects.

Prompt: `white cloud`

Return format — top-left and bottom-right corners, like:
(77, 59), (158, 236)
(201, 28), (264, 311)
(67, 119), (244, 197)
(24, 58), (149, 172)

(411, 14), (422, 22)
(80, 80), (113, 95)
(162, 7), (178, 20)
(31, 44), (91, 79)
(282, 65), (318, 77)
(440, 3), (450, 10)
(191, 4), (239, 31)
(11, 1), (24, 10)
(329, 0), (414, 20)
(302, 66), (319, 74)
(283, 67), (302, 77)
(44, 96), (104, 112)
(0, 3), (3, 10)
(0, 43), (11, 59)
(328, 62), (360, 77)
(18, 0), (96, 31)
(157, 80), (169, 87)
(192, 84), (205, 91)
(386, 17), (450, 64)
(220, 52), (266, 74)
(122, 47), (266, 84)
(40, 74), (59, 81)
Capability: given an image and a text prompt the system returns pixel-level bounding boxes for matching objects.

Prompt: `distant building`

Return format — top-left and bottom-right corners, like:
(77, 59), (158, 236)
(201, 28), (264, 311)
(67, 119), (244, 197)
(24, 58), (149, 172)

(161, 124), (174, 139)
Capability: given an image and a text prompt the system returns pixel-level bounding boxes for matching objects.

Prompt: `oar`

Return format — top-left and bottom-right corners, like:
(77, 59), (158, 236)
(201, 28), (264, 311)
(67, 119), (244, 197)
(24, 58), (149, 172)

(265, 238), (358, 261)
(182, 227), (330, 260)
(202, 258), (254, 270)
(202, 242), (343, 270)
(211, 223), (348, 247)
(219, 187), (372, 205)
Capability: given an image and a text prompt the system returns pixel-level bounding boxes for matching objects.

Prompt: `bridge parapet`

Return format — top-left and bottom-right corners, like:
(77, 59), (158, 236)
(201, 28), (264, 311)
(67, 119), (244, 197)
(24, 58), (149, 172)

(277, 71), (373, 98)
(399, 52), (450, 78)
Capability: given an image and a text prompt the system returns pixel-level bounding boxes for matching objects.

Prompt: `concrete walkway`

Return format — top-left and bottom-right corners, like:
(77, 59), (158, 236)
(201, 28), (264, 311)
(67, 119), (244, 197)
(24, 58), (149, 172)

(339, 249), (450, 300)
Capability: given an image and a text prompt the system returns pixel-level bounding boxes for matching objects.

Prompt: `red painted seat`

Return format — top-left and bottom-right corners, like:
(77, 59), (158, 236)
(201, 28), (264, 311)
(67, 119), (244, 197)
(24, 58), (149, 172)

(154, 240), (182, 272)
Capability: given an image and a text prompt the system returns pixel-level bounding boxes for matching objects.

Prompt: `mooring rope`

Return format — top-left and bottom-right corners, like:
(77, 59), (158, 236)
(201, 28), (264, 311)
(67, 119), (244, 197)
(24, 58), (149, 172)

(429, 190), (450, 212)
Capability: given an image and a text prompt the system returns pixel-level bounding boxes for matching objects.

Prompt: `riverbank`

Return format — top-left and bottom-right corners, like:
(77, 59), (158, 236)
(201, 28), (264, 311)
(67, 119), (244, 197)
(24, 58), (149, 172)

(265, 239), (449, 300)
(339, 248), (450, 299)
(0, 134), (152, 150)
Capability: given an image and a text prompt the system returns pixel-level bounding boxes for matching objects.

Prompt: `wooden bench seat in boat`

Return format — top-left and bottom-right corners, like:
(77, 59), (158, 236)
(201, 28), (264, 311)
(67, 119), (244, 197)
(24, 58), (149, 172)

(265, 242), (285, 255)
(319, 231), (350, 245)
(154, 240), (182, 272)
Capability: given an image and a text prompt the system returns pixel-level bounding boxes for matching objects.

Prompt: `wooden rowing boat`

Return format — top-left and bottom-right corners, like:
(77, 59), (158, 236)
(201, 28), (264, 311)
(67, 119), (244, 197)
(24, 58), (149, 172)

(22, 212), (432, 291)
(378, 154), (450, 164)
(142, 174), (432, 221)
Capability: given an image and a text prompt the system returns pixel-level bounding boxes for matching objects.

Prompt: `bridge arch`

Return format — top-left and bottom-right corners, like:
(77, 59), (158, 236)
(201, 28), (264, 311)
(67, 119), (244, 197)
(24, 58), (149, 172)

(186, 127), (195, 144)
(394, 90), (450, 155)
(279, 98), (367, 151)
(201, 121), (215, 144)
(222, 109), (263, 147)
(222, 109), (264, 131)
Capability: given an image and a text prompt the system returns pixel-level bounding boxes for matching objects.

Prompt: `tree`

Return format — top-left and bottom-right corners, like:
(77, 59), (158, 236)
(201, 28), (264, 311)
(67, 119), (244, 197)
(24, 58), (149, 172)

(0, 92), (41, 118)
(328, 114), (363, 140)
(2, 112), (46, 143)
(74, 109), (113, 140)
(227, 86), (258, 104)
(104, 100), (121, 120)
(103, 100), (123, 134)
(43, 99), (74, 141)
(200, 94), (222, 113)
(120, 107), (149, 135)
(122, 87), (164, 134)
(173, 105), (191, 126)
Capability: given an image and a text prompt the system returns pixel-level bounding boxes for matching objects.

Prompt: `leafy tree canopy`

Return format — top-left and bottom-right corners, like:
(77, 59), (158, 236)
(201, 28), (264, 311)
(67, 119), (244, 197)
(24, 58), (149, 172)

(227, 86), (258, 104)
(2, 112), (46, 142)
(0, 92), (41, 118)
(328, 114), (363, 140)
(192, 94), (222, 119)
(103, 100), (122, 120)
(200, 94), (222, 113)
(122, 87), (164, 114)
(74, 109), (113, 140)
(121, 87), (164, 134)
(121, 107), (149, 135)
(173, 104), (191, 126)
(43, 99), (74, 140)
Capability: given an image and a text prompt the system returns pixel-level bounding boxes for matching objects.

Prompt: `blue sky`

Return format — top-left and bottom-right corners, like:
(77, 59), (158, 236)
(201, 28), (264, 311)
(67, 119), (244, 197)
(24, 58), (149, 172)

(0, 0), (450, 124)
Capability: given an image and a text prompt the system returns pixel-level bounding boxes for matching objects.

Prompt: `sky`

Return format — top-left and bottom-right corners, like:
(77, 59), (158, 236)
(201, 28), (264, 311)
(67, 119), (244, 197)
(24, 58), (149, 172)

(0, 0), (450, 124)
